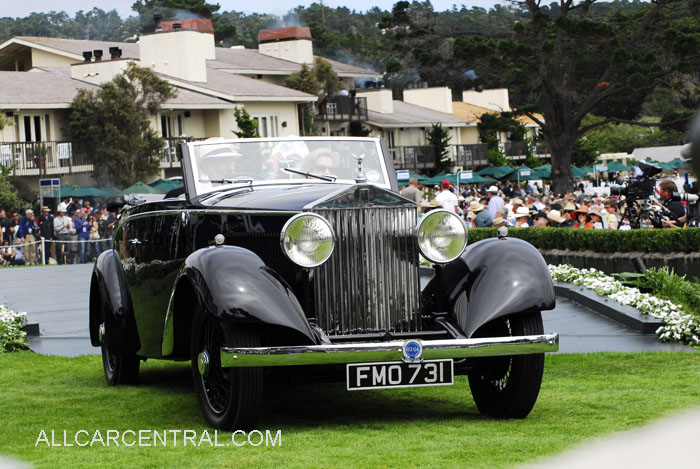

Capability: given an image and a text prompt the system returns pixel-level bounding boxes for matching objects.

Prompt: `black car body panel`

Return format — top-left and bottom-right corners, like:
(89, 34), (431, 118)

(422, 237), (556, 338)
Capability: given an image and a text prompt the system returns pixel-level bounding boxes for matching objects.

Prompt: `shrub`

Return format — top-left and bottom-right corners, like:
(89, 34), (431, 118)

(0, 305), (28, 352)
(467, 227), (700, 253)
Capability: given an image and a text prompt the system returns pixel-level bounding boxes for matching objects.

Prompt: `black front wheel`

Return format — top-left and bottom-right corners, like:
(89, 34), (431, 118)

(191, 307), (263, 430)
(468, 311), (545, 419)
(99, 315), (140, 386)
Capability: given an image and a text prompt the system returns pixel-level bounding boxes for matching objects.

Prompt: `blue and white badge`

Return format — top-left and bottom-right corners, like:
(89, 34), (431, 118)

(402, 339), (423, 362)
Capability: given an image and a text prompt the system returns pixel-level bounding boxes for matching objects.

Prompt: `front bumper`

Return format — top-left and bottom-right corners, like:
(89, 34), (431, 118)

(220, 333), (559, 367)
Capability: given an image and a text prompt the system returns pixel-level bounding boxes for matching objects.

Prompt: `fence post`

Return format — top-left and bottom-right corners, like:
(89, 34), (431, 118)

(41, 238), (46, 265)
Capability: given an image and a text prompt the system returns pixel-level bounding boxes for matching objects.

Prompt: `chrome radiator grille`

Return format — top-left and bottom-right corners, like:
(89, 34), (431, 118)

(311, 205), (421, 336)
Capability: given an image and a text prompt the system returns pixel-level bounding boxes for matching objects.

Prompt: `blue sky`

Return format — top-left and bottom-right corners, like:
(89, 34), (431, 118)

(4, 0), (510, 19)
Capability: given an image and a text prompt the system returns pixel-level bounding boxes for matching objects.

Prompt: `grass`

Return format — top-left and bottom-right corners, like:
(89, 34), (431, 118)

(1, 351), (700, 468)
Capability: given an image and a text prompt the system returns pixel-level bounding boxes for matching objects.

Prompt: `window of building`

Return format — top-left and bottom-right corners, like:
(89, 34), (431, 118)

(252, 114), (279, 138)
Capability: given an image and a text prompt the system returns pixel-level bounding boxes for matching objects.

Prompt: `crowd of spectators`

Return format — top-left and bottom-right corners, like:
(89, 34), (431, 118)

(0, 198), (118, 266)
(401, 176), (695, 230)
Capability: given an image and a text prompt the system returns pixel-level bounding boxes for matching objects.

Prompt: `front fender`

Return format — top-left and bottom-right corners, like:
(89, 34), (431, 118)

(89, 250), (140, 354)
(423, 236), (555, 338)
(179, 246), (316, 344)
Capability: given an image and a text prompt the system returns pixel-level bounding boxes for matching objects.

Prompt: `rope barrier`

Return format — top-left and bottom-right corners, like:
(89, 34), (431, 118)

(1, 237), (113, 266)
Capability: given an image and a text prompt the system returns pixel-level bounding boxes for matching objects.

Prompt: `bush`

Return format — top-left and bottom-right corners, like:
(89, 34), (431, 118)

(0, 305), (28, 352)
(467, 227), (700, 253)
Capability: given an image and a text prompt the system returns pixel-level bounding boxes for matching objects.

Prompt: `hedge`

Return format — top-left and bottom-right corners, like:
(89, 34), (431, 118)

(467, 227), (700, 253)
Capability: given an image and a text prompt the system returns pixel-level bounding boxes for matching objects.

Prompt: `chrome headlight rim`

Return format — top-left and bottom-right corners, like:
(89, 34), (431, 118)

(280, 212), (335, 268)
(416, 209), (468, 264)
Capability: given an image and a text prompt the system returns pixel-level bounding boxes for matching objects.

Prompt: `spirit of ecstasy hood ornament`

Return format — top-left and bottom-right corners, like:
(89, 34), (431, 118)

(353, 153), (367, 184)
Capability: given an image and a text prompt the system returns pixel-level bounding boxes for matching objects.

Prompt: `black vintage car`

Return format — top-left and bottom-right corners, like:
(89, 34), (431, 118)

(90, 137), (558, 430)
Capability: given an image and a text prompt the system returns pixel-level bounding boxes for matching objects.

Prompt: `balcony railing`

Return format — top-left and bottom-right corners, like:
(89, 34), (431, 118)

(317, 96), (368, 121)
(390, 145), (436, 171)
(452, 144), (489, 168)
(504, 141), (530, 157)
(0, 141), (93, 177)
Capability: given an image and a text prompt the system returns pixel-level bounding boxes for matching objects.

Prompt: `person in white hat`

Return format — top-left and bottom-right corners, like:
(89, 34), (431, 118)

(486, 185), (504, 219)
(514, 206), (530, 227)
(53, 203), (74, 265)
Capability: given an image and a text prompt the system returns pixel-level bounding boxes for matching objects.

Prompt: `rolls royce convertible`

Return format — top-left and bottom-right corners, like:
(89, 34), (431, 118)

(89, 137), (558, 430)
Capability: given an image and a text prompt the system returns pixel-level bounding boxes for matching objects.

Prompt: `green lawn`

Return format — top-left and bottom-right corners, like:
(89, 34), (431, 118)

(1, 351), (700, 468)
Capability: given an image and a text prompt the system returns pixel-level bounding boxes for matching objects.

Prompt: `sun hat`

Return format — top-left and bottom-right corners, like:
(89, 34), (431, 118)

(563, 201), (577, 212)
(571, 205), (589, 218)
(588, 206), (604, 218)
(25, 209), (33, 215)
(469, 200), (485, 212)
(487, 185), (499, 193)
(492, 216), (505, 226)
(515, 206), (530, 218)
(547, 210), (566, 224)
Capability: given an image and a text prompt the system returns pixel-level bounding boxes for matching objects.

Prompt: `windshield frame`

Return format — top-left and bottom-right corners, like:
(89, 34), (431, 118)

(180, 137), (392, 200)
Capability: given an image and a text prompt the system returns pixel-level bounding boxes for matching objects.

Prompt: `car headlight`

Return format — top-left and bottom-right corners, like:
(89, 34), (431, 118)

(281, 213), (335, 268)
(417, 209), (468, 264)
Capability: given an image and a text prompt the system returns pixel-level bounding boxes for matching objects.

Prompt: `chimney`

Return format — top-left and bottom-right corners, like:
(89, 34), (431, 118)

(139, 18), (215, 83)
(93, 49), (103, 62)
(462, 89), (510, 111)
(109, 47), (122, 60)
(357, 88), (394, 114)
(82, 51), (92, 62)
(154, 14), (162, 32)
(258, 27), (314, 65)
(404, 86), (453, 114)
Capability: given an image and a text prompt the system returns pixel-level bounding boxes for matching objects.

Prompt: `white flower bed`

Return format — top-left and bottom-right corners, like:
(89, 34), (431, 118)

(549, 264), (700, 346)
(0, 304), (28, 352)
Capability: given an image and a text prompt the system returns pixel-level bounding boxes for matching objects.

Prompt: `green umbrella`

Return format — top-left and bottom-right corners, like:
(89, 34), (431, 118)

(533, 167), (551, 179)
(149, 179), (184, 193)
(571, 166), (588, 178)
(457, 173), (495, 185)
(605, 161), (629, 172)
(70, 185), (109, 198)
(101, 184), (123, 197)
(60, 185), (78, 197)
(123, 181), (160, 194)
(669, 158), (690, 169)
(503, 165), (539, 181)
(477, 165), (514, 179)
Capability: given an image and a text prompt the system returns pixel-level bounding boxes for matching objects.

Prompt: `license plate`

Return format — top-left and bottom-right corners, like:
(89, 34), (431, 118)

(346, 359), (454, 391)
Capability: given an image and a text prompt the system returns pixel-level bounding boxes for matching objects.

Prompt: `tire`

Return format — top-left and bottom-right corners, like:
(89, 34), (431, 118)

(191, 306), (263, 431)
(468, 311), (545, 419)
(99, 303), (140, 386)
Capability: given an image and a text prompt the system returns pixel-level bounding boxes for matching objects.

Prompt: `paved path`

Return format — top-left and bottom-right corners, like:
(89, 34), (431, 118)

(0, 264), (694, 356)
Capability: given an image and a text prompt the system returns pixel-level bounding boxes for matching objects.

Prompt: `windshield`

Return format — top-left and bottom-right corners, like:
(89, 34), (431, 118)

(187, 138), (389, 197)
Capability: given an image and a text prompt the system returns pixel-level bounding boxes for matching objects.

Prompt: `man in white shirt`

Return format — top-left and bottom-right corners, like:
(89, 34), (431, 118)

(53, 203), (74, 265)
(435, 180), (458, 213)
(486, 186), (504, 219)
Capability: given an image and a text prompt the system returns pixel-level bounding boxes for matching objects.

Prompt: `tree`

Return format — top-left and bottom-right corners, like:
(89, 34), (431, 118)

(0, 164), (27, 214)
(348, 121), (371, 136)
(426, 122), (451, 175)
(285, 58), (341, 136)
(131, 0), (220, 18)
(453, 0), (700, 193)
(232, 107), (259, 138)
(69, 63), (176, 187)
(285, 64), (320, 136)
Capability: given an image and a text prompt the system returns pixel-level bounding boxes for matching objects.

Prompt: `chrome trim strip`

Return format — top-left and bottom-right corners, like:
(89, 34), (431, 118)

(119, 208), (300, 224)
(220, 333), (559, 367)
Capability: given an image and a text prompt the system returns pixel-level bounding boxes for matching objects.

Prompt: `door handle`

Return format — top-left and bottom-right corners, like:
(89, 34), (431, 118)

(129, 238), (142, 245)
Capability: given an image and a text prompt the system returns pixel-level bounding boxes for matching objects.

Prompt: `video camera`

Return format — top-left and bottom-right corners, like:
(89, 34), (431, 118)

(609, 160), (663, 200)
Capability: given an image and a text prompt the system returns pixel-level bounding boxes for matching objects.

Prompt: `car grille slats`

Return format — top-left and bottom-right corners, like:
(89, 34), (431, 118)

(311, 205), (420, 336)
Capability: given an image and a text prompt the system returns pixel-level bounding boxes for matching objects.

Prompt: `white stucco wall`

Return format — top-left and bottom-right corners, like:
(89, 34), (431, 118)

(31, 49), (77, 68)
